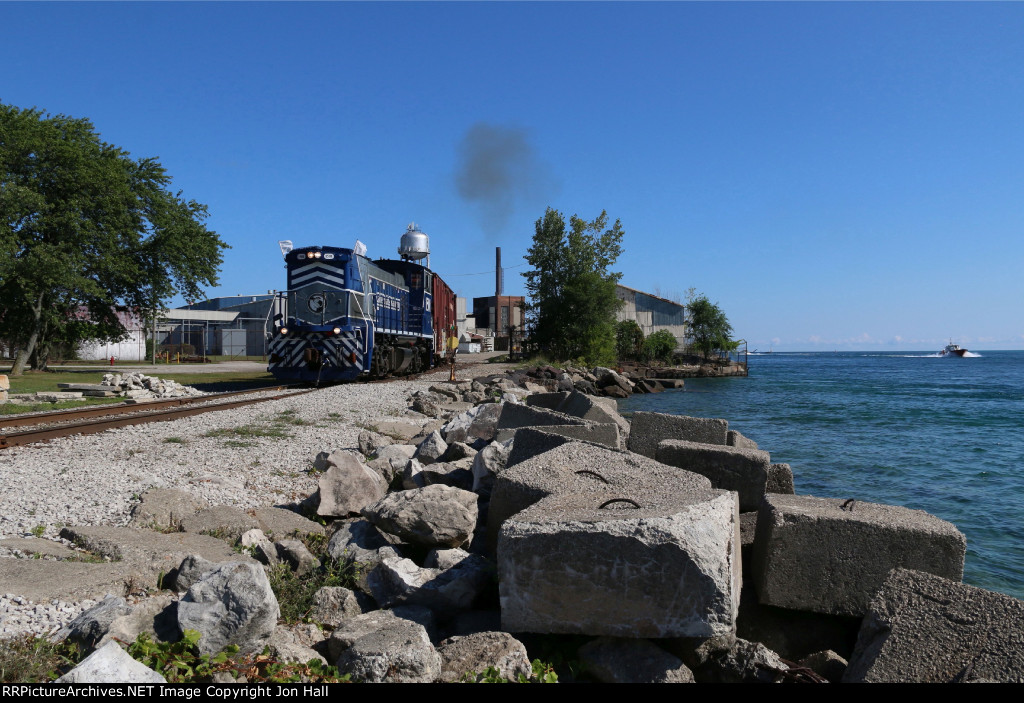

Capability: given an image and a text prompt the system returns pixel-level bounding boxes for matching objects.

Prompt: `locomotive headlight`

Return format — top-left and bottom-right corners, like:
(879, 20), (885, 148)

(333, 327), (341, 335)
(280, 327), (289, 335)
(313, 251), (322, 259)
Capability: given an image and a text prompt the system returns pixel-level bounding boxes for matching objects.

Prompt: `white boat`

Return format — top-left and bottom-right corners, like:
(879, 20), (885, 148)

(939, 341), (968, 357)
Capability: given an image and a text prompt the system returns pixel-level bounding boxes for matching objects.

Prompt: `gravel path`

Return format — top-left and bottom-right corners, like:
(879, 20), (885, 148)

(0, 373), (459, 539)
(1, 363), (513, 638)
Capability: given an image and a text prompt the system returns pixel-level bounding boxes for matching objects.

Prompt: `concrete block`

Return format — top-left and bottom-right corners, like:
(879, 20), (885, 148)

(496, 402), (588, 431)
(555, 391), (630, 447)
(844, 568), (1024, 683)
(499, 489), (740, 638)
(496, 422), (619, 449)
(505, 427), (602, 468)
(656, 440), (770, 511)
(489, 441), (713, 551)
(727, 430), (758, 450)
(524, 392), (570, 410)
(752, 495), (966, 617)
(628, 412), (729, 458)
(767, 463), (795, 494)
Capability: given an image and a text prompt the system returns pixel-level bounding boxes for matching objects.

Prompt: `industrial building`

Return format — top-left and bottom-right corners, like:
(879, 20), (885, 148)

(614, 284), (688, 347)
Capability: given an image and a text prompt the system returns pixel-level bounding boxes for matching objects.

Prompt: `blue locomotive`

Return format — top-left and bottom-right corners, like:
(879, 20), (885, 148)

(267, 225), (456, 384)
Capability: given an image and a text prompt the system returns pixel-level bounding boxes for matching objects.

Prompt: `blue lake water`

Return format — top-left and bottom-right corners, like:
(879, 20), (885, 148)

(618, 350), (1024, 600)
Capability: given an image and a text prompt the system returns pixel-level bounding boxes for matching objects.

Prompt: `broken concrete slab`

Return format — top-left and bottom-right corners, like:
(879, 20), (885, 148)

(35, 392), (85, 401)
(180, 505), (260, 542)
(0, 559), (141, 603)
(57, 383), (118, 392)
(628, 412), (729, 458)
(656, 440), (771, 511)
(752, 495), (967, 617)
(843, 568), (1024, 683)
(0, 537), (81, 560)
(251, 506), (324, 540)
(53, 525), (256, 598)
(370, 420), (429, 442)
(498, 489), (740, 638)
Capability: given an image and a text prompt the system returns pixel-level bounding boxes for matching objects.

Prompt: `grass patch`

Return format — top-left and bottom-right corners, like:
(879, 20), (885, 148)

(0, 634), (83, 683)
(163, 437), (186, 444)
(204, 426), (291, 440)
(272, 410), (311, 427)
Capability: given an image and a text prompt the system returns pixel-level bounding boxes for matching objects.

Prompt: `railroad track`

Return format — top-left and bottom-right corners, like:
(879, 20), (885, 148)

(0, 386), (314, 450)
(0, 358), (503, 450)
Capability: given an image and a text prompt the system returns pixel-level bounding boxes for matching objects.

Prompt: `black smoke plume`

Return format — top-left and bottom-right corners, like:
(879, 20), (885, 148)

(454, 123), (555, 234)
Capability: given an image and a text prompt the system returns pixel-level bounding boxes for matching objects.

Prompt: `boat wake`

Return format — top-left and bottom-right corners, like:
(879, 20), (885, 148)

(917, 351), (983, 358)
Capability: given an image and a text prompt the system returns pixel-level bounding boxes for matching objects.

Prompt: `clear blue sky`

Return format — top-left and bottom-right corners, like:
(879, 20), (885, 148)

(4, 1), (1022, 351)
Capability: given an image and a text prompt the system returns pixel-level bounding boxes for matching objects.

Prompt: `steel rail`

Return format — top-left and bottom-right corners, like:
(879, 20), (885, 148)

(0, 385), (302, 429)
(0, 388), (315, 450)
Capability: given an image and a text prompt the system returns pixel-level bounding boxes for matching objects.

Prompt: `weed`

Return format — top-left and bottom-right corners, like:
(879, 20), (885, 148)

(205, 426), (291, 440)
(125, 630), (349, 682)
(460, 660), (559, 683)
(0, 635), (83, 683)
(30, 524), (45, 538)
(225, 440), (254, 448)
(199, 528), (232, 542)
(273, 410), (311, 427)
(268, 545), (360, 624)
(163, 437), (186, 444)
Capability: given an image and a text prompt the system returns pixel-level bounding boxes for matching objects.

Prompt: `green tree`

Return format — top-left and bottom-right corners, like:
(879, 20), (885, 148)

(0, 104), (228, 374)
(687, 295), (734, 361)
(615, 319), (644, 360)
(522, 208), (624, 364)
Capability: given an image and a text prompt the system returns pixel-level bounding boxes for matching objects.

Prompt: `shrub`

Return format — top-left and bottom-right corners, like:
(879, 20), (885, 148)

(641, 329), (678, 363)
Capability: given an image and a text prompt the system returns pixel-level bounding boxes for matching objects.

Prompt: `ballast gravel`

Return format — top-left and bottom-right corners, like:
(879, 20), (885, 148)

(0, 368), (465, 638)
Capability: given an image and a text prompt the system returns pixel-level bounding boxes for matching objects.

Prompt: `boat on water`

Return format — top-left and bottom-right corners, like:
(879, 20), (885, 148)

(939, 341), (969, 357)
